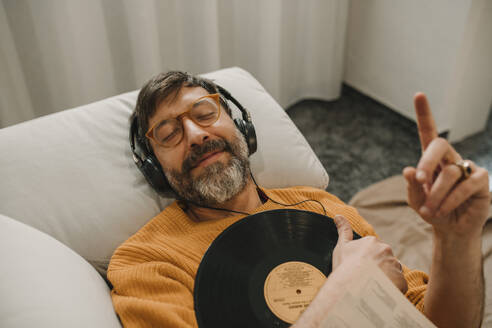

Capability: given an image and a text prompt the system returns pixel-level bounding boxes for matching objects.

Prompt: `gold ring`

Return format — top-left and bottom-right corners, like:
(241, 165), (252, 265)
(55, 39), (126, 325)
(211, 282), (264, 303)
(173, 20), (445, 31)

(453, 160), (472, 179)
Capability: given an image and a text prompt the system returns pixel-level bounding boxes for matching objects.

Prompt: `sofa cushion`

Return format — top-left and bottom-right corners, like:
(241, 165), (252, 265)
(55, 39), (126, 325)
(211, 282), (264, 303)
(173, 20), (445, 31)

(0, 67), (328, 275)
(0, 214), (121, 328)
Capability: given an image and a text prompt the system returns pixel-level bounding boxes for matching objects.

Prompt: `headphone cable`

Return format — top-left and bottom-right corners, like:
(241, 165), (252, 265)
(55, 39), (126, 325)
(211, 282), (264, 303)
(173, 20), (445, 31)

(249, 171), (327, 216)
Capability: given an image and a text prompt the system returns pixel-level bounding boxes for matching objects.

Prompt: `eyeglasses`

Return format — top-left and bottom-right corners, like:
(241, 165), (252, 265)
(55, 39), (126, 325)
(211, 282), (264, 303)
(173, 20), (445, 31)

(145, 93), (222, 148)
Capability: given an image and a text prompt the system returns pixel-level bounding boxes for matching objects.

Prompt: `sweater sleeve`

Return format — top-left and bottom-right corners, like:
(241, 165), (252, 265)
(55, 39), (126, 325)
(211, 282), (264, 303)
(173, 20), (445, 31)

(402, 265), (428, 311)
(108, 261), (197, 328)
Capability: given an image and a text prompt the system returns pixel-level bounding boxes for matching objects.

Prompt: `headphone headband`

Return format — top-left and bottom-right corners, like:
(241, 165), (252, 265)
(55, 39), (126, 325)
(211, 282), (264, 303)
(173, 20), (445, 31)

(216, 85), (251, 123)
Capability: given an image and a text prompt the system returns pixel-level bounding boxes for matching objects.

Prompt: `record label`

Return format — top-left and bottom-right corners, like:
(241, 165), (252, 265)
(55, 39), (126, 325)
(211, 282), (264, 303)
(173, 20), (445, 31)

(263, 261), (326, 324)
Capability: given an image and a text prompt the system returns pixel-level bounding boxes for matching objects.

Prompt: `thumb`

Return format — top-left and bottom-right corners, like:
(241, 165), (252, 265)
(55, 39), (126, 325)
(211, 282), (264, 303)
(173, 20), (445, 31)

(334, 215), (353, 244)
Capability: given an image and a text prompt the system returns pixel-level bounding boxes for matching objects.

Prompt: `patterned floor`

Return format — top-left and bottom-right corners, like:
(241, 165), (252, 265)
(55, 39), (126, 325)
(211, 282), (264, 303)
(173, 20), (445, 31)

(287, 85), (492, 202)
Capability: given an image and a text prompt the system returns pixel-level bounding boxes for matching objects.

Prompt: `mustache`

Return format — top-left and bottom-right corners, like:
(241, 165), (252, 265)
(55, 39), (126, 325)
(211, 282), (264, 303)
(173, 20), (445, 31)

(182, 138), (231, 174)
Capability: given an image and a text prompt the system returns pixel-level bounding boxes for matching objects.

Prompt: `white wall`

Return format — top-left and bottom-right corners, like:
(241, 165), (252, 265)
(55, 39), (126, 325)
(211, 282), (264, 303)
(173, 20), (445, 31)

(344, 0), (492, 142)
(444, 0), (492, 141)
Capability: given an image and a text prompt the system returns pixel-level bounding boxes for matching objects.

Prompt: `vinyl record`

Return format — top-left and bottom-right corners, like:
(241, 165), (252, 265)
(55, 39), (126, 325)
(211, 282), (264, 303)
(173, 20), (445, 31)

(194, 209), (361, 328)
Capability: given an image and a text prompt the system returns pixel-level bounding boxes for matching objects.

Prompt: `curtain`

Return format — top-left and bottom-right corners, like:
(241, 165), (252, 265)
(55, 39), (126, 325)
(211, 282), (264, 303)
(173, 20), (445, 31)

(0, 0), (349, 128)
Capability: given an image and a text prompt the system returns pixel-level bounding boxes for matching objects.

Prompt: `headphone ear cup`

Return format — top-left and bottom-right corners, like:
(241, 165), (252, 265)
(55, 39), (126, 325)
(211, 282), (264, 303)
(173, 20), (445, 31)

(130, 115), (176, 197)
(244, 121), (257, 154)
(234, 118), (257, 155)
(234, 118), (247, 137)
(138, 155), (175, 197)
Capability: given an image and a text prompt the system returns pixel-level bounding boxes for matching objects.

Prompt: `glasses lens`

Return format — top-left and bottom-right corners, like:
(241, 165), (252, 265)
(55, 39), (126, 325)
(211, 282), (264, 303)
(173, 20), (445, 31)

(154, 119), (183, 147)
(190, 97), (219, 126)
(151, 95), (219, 147)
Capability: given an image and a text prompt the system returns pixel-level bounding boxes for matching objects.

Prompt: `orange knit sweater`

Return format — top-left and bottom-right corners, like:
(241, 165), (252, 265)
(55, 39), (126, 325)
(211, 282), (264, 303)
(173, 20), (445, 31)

(108, 186), (428, 327)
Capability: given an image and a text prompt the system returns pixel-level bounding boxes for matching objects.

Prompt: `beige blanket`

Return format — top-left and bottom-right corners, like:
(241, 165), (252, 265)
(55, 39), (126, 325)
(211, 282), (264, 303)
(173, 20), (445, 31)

(349, 175), (492, 327)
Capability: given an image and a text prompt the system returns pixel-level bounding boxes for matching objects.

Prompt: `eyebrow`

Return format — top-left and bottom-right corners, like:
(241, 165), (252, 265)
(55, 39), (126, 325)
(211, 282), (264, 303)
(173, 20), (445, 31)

(154, 95), (207, 122)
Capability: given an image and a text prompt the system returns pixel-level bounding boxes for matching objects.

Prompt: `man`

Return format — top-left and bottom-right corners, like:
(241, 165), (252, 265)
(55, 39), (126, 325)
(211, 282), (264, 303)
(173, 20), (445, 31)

(108, 71), (489, 327)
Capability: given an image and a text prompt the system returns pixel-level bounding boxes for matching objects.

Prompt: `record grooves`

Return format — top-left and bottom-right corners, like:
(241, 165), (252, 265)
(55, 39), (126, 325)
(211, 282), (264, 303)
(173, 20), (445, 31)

(194, 209), (361, 328)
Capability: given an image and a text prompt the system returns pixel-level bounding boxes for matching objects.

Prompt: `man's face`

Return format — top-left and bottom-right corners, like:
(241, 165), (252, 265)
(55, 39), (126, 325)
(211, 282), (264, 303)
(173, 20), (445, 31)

(148, 87), (250, 206)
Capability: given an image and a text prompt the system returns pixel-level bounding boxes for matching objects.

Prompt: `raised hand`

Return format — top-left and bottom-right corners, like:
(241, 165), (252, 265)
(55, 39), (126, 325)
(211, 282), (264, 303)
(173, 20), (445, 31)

(332, 215), (407, 293)
(403, 93), (490, 239)
(401, 93), (488, 327)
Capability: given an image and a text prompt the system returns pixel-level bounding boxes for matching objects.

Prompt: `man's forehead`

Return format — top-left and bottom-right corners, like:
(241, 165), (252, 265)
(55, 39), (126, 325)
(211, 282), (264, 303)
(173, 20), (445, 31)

(151, 87), (210, 122)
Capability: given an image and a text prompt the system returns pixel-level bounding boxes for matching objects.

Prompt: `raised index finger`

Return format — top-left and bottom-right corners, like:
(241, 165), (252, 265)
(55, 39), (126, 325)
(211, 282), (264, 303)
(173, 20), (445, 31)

(414, 92), (438, 151)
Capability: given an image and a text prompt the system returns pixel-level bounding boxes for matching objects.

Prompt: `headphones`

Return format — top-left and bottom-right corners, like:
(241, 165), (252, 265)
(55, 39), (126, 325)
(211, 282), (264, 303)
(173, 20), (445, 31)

(129, 84), (257, 197)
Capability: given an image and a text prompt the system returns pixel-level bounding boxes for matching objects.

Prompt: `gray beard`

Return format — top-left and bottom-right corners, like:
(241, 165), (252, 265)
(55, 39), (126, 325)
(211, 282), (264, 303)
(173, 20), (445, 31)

(164, 129), (250, 207)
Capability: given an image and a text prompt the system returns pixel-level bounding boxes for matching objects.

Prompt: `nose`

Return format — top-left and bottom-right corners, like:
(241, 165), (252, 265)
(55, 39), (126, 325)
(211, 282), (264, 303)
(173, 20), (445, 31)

(181, 116), (210, 148)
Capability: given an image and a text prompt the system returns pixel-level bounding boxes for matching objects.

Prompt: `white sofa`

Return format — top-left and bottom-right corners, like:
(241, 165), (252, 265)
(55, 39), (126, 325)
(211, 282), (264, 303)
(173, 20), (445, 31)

(0, 67), (329, 327)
